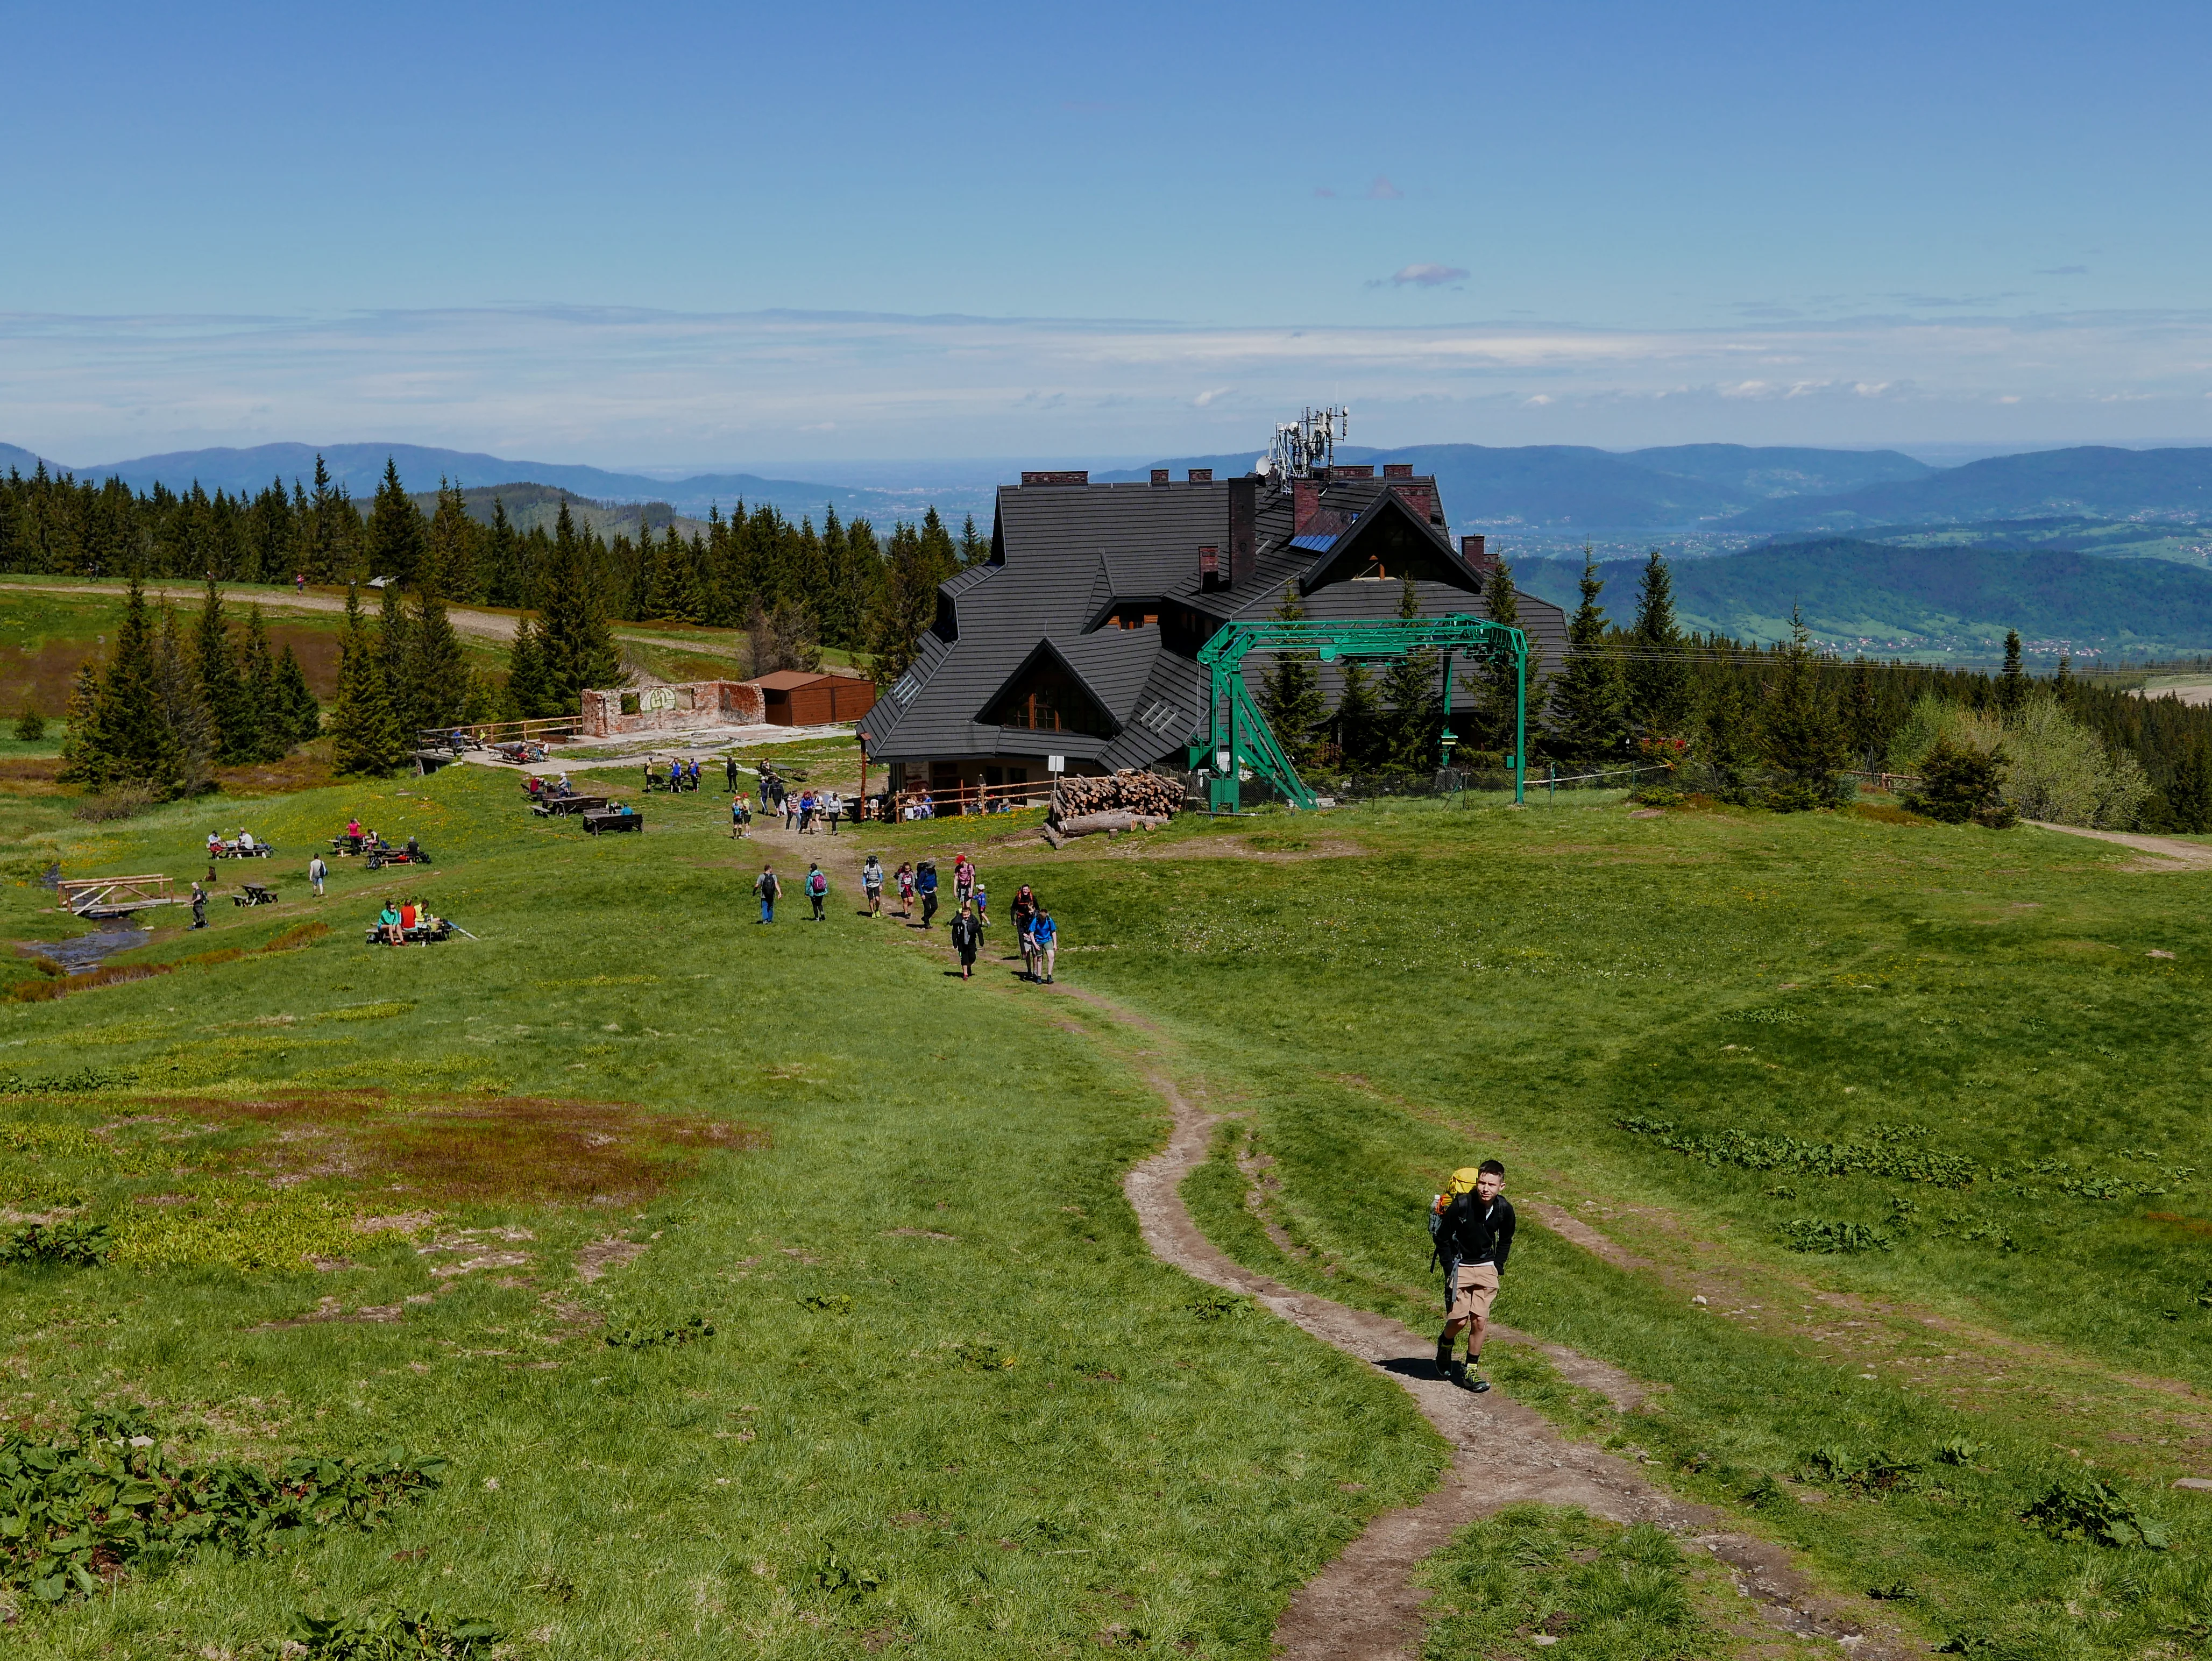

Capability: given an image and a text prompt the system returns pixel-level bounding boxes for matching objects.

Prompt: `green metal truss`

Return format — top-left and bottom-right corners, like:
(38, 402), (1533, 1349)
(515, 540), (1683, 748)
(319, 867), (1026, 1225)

(1187, 615), (1528, 812)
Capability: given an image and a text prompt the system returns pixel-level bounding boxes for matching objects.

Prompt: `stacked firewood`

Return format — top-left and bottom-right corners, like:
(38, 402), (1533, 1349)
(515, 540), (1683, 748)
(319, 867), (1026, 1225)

(1042, 770), (1183, 847)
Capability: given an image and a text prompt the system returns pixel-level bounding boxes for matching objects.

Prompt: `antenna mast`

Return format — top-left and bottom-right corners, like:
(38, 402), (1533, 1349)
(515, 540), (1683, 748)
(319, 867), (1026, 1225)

(1264, 406), (1349, 481)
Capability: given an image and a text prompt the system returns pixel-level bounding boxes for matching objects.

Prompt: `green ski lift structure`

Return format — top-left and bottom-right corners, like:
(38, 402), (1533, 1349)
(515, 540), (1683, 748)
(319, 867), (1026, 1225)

(1187, 614), (1528, 813)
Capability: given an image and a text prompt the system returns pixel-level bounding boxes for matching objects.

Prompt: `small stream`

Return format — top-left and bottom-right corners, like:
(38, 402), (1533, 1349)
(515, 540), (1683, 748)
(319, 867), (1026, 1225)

(16, 920), (151, 975)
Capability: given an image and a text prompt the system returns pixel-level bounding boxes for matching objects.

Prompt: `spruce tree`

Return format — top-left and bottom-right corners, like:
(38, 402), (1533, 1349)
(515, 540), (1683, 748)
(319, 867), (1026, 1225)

(376, 573), (412, 701)
(1762, 607), (1848, 807)
(959, 513), (990, 567)
(1472, 557), (1542, 757)
(505, 615), (555, 719)
(1332, 660), (1384, 770)
(2054, 654), (2074, 700)
(60, 578), (173, 793)
(151, 605), (214, 794)
(1256, 584), (1327, 769)
(402, 531), (472, 736)
(426, 479), (479, 602)
(2168, 740), (2212, 834)
(484, 496), (523, 608)
(918, 507), (959, 585)
(668, 524), (707, 623)
(1379, 575), (1443, 770)
(366, 458), (425, 588)
(329, 585), (407, 777)
(274, 643), (321, 742)
(837, 517), (885, 652)
(192, 577), (252, 761)
(536, 504), (622, 707)
(1998, 629), (2026, 714)
(239, 602), (285, 762)
(866, 521), (942, 688)
(1700, 668), (1764, 800)
(1845, 657), (1881, 770)
(1626, 550), (1691, 743)
(56, 659), (103, 786)
(1548, 551), (1628, 760)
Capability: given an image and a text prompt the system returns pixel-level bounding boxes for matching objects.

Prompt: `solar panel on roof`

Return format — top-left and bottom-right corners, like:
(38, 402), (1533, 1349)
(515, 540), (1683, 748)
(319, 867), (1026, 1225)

(1289, 533), (1337, 553)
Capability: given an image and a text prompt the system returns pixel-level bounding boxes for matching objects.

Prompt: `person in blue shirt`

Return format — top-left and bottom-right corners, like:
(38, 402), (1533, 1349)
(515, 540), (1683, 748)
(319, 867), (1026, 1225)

(1030, 906), (1058, 983)
(916, 860), (940, 928)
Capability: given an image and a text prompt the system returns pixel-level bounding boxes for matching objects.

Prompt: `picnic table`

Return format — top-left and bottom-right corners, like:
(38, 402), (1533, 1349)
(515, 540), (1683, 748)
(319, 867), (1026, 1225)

(232, 882), (279, 906)
(534, 794), (607, 818)
(210, 840), (274, 860)
(363, 918), (457, 945)
(582, 808), (643, 835)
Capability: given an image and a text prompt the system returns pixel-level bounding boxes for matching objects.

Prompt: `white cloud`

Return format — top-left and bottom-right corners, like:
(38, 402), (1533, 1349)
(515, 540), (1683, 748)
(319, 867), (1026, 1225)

(1389, 264), (1470, 288)
(3, 303), (2211, 461)
(1366, 175), (1404, 200)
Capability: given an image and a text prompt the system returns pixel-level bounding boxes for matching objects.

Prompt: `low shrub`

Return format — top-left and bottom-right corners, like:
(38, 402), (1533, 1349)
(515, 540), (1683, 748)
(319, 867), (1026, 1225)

(1781, 1218), (1892, 1254)
(2021, 1478), (2169, 1549)
(1629, 785), (1688, 807)
(13, 706), (46, 742)
(1902, 740), (2018, 829)
(0, 1416), (445, 1603)
(71, 784), (158, 823)
(0, 1219), (111, 1267)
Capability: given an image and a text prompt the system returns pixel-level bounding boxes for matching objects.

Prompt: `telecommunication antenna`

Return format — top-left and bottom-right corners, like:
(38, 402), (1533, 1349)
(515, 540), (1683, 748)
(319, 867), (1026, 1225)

(1262, 406), (1350, 481)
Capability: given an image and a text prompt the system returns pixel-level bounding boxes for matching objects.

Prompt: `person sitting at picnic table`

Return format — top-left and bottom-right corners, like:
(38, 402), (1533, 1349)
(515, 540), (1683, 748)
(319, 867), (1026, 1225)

(347, 818), (361, 840)
(555, 772), (573, 797)
(405, 836), (423, 861)
(399, 899), (418, 932)
(526, 774), (545, 797)
(208, 831), (224, 858)
(378, 902), (403, 945)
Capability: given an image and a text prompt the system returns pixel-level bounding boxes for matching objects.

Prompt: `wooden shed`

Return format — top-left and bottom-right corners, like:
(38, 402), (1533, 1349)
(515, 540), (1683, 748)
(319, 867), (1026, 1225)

(748, 670), (877, 727)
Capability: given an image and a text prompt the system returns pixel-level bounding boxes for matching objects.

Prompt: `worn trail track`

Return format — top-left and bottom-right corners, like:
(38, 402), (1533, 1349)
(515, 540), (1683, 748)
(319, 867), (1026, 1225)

(777, 827), (1913, 1658)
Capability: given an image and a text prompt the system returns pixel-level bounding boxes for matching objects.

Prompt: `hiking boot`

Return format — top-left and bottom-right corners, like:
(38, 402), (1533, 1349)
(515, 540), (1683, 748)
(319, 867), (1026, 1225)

(1434, 1338), (1453, 1377)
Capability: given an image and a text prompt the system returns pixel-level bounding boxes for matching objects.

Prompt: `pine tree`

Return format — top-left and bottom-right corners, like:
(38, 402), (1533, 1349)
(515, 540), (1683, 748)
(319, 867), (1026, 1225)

(376, 573), (412, 699)
(1379, 575), (1443, 770)
(2168, 740), (2212, 834)
(274, 643), (321, 743)
(959, 513), (990, 567)
(1332, 661), (1384, 770)
(1762, 608), (1848, 807)
(1844, 657), (1881, 769)
(671, 527), (707, 624)
(1548, 551), (1628, 759)
(918, 507), (959, 585)
(484, 496), (524, 608)
(1257, 584), (1327, 769)
(56, 659), (103, 785)
(1998, 629), (2026, 714)
(1626, 550), (1691, 743)
(150, 605), (214, 794)
(536, 504), (622, 708)
(192, 577), (252, 761)
(835, 516), (885, 652)
(426, 479), (479, 602)
(1700, 668), (1764, 799)
(1470, 557), (1542, 757)
(239, 602), (285, 762)
(329, 585), (407, 777)
(867, 521), (943, 688)
(505, 615), (555, 719)
(366, 458), (425, 588)
(2054, 654), (2074, 701)
(401, 530), (471, 736)
(59, 578), (174, 793)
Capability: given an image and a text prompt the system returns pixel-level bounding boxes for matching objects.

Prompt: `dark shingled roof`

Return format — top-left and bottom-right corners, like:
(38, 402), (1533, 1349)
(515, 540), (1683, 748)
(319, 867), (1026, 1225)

(857, 472), (1569, 771)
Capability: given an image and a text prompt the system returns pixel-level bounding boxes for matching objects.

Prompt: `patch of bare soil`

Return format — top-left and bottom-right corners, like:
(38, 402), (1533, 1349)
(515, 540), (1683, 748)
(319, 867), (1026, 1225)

(575, 1237), (647, 1282)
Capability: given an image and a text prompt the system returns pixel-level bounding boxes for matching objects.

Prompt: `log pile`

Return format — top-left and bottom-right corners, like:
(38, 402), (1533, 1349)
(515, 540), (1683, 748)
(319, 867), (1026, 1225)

(1042, 770), (1183, 847)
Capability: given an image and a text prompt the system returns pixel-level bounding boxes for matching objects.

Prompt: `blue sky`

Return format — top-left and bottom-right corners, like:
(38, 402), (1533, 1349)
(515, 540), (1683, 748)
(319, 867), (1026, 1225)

(4, 0), (2210, 465)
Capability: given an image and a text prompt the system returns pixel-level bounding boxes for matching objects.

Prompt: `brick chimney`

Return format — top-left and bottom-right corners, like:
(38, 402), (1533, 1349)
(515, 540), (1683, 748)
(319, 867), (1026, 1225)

(1228, 476), (1257, 588)
(1293, 478), (1322, 535)
(1461, 534), (1494, 576)
(1187, 467), (1213, 483)
(1199, 544), (1221, 592)
(1383, 463), (1413, 479)
(1331, 464), (1374, 480)
(1150, 467), (1169, 486)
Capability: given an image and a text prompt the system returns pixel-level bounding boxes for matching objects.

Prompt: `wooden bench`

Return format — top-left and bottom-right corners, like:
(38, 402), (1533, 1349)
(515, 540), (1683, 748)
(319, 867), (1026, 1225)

(582, 810), (642, 835)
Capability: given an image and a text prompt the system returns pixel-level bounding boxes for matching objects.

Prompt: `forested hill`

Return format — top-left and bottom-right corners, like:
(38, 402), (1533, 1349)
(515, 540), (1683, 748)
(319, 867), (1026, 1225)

(1726, 446), (2212, 534)
(1516, 538), (2212, 655)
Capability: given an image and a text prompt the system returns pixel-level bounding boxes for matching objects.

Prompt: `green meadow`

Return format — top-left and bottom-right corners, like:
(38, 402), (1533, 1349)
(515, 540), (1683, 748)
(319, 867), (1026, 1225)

(6, 757), (2212, 1656)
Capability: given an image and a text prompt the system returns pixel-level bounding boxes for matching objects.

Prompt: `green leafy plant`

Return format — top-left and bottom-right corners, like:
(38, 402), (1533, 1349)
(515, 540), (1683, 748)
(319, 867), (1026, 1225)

(1781, 1218), (1892, 1254)
(811, 1545), (883, 1603)
(604, 1316), (715, 1351)
(0, 1218), (111, 1266)
(796, 1292), (852, 1316)
(1802, 1446), (1921, 1494)
(1935, 1438), (1985, 1466)
(2020, 1479), (2170, 1550)
(288, 1606), (501, 1657)
(1616, 1115), (1979, 1189)
(1187, 1291), (1254, 1321)
(0, 1416), (445, 1603)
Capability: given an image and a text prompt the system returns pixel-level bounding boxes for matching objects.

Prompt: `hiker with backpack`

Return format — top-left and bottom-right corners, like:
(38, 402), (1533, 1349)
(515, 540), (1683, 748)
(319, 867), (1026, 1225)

(753, 864), (781, 924)
(1429, 1160), (1515, 1393)
(1011, 884), (1039, 979)
(862, 854), (885, 917)
(805, 862), (830, 921)
(896, 861), (916, 918)
(1030, 905), (1057, 983)
(916, 859), (940, 928)
(951, 899), (983, 979)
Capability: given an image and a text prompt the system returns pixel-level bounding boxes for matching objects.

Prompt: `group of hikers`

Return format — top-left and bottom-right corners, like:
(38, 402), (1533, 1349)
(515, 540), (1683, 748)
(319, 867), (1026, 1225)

(646, 755), (704, 793)
(756, 770), (844, 833)
(748, 849), (1058, 983)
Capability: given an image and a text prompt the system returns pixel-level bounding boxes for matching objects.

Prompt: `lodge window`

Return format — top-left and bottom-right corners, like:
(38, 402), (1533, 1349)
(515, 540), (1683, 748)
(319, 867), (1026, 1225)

(986, 664), (1111, 735)
(1109, 607), (1159, 630)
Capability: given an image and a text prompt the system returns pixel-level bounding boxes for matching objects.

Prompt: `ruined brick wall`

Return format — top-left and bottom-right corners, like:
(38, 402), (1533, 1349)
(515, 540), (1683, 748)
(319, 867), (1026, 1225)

(577, 680), (766, 738)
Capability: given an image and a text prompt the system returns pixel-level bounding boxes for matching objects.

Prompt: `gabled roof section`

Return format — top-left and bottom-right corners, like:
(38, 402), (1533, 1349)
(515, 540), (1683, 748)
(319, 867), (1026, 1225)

(1295, 486), (1473, 594)
(975, 636), (1122, 737)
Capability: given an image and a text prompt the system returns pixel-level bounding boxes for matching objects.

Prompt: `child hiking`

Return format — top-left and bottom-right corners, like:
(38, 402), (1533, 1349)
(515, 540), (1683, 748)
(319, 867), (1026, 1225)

(805, 862), (829, 921)
(1429, 1160), (1515, 1392)
(896, 861), (915, 918)
(951, 899), (983, 979)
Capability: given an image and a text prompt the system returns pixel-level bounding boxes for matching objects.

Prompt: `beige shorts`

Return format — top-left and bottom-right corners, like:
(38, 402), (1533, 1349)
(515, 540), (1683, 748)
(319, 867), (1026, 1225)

(1446, 1261), (1500, 1323)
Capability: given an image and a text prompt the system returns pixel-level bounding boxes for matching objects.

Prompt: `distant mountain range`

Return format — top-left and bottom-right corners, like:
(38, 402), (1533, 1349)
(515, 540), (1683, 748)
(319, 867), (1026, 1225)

(1722, 446), (2212, 533)
(1516, 537), (2212, 658)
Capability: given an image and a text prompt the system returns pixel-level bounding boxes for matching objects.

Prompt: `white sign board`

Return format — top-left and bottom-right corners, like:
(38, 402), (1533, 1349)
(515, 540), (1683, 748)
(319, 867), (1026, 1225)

(1046, 755), (1066, 773)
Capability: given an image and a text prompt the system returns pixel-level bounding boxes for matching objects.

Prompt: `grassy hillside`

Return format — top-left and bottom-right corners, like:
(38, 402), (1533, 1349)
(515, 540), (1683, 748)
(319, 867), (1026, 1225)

(1519, 537), (2212, 657)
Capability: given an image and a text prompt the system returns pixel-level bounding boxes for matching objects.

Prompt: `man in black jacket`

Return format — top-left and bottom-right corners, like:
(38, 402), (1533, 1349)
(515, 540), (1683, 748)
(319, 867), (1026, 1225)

(1433, 1159), (1515, 1392)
